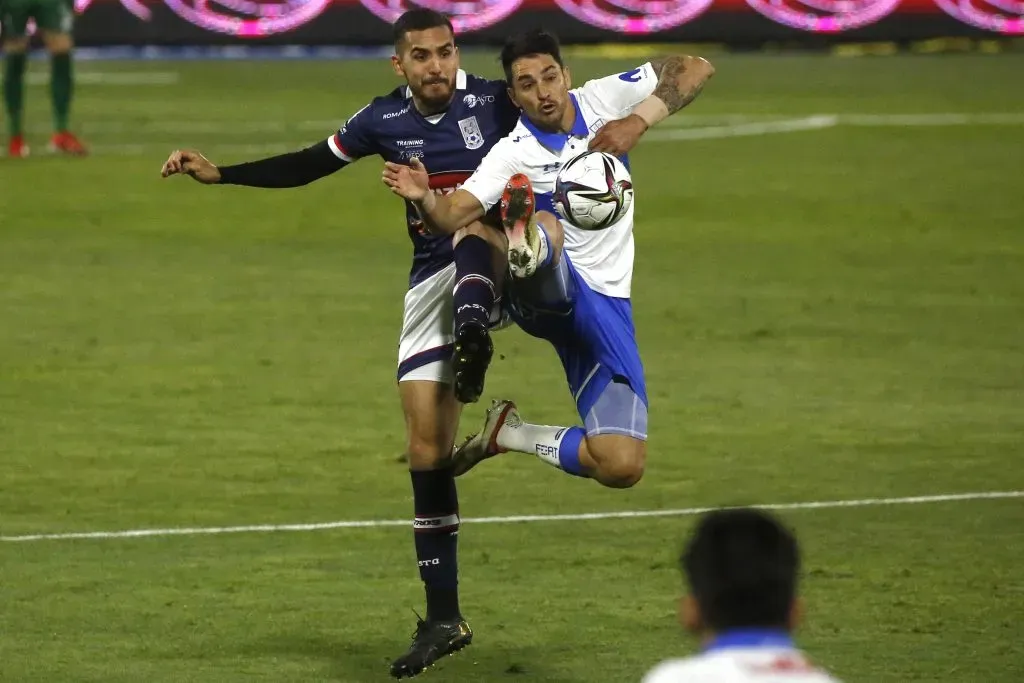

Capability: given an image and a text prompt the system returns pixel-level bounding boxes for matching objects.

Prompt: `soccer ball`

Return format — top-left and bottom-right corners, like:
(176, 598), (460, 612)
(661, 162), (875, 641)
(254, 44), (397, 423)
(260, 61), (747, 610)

(553, 151), (634, 231)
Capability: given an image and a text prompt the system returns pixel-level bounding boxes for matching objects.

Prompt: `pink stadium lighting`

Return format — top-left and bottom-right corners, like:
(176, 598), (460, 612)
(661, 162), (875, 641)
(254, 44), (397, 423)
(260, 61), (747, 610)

(358, 0), (524, 33)
(744, 0), (903, 31)
(550, 0), (715, 33)
(161, 0), (332, 36)
(119, 0), (153, 21)
(934, 0), (1024, 33)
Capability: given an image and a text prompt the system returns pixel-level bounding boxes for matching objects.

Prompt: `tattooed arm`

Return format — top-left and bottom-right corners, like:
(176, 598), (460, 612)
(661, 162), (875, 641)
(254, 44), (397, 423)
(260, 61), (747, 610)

(635, 55), (715, 125)
(588, 55), (715, 156)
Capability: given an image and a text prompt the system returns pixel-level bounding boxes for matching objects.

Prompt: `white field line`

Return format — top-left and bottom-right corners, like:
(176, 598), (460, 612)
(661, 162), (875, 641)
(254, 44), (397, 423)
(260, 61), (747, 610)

(21, 112), (1024, 142)
(27, 120), (340, 134)
(645, 115), (838, 141)
(84, 117), (835, 156)
(840, 113), (1024, 126)
(19, 71), (180, 86)
(2, 490), (1020, 543)
(31, 115), (754, 135)
(91, 142), (301, 156)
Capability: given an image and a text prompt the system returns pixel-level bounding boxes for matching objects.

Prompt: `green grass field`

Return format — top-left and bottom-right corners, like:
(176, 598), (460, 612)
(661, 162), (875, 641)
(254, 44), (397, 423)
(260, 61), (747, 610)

(2, 52), (1023, 682)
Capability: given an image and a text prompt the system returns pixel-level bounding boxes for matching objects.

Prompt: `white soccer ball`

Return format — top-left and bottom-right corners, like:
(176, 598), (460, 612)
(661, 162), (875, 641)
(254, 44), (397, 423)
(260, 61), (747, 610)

(553, 151), (634, 231)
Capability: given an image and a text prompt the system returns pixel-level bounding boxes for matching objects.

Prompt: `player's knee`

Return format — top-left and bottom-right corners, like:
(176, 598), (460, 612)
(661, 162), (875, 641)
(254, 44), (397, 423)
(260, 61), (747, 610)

(43, 33), (74, 54)
(605, 454), (645, 488)
(3, 37), (30, 54)
(405, 435), (451, 470)
(454, 221), (508, 259)
(594, 440), (646, 488)
(455, 220), (502, 245)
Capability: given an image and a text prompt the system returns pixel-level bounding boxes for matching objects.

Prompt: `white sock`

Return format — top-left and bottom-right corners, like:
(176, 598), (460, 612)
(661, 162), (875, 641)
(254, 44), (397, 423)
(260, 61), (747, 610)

(496, 420), (568, 469)
(534, 218), (552, 268)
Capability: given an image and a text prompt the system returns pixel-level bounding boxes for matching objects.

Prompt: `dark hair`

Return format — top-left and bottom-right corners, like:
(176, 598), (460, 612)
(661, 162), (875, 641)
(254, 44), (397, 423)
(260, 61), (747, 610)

(500, 29), (564, 83)
(682, 508), (800, 632)
(392, 9), (454, 47)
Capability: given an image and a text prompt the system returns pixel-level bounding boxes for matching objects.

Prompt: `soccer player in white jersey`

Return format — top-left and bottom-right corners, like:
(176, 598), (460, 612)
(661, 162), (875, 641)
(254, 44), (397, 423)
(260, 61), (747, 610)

(642, 508), (842, 683)
(383, 30), (714, 488)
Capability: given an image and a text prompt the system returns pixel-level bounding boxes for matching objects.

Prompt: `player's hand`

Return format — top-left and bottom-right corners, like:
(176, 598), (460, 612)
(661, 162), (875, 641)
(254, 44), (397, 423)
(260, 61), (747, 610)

(382, 157), (430, 202)
(160, 149), (221, 184)
(589, 114), (648, 156)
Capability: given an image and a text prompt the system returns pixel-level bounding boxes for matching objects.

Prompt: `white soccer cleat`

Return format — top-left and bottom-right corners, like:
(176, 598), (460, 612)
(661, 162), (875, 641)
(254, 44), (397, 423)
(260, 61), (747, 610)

(449, 399), (518, 477)
(500, 174), (544, 278)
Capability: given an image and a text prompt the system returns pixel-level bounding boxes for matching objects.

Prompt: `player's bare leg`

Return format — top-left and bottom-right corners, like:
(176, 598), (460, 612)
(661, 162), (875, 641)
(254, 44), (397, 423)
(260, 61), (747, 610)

(392, 380), (473, 678)
(3, 36), (30, 157)
(450, 221), (506, 404)
(42, 31), (87, 156)
(453, 398), (645, 488)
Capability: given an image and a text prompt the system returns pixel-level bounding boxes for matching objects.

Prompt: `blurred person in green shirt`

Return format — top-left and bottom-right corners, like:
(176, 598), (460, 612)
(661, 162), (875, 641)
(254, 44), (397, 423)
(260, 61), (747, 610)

(2, 0), (86, 157)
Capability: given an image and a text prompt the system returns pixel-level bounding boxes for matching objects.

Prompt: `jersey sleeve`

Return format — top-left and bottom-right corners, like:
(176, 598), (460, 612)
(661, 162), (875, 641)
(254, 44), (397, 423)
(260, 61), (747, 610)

(327, 103), (377, 163)
(580, 63), (659, 119)
(460, 137), (520, 212)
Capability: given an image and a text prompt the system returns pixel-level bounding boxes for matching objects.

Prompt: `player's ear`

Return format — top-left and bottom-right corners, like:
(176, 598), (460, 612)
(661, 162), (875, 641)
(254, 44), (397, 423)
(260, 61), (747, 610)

(562, 66), (572, 90)
(391, 53), (405, 78)
(680, 594), (702, 634)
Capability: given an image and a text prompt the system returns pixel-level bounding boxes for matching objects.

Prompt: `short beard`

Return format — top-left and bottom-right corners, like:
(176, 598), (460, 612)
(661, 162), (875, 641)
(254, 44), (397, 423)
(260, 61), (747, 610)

(413, 79), (456, 114)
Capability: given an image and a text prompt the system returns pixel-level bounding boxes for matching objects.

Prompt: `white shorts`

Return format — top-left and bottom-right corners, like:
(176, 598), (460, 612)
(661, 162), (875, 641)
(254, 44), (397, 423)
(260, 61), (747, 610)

(398, 264), (457, 383)
(397, 263), (510, 383)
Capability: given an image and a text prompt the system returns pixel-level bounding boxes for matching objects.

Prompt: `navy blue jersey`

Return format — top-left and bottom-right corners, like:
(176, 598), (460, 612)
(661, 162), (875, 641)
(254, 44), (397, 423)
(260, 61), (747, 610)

(327, 70), (520, 288)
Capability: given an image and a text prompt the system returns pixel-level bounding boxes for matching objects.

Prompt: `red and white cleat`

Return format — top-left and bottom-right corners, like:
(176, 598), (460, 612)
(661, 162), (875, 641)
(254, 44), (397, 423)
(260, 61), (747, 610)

(500, 173), (545, 278)
(8, 135), (30, 158)
(49, 131), (88, 156)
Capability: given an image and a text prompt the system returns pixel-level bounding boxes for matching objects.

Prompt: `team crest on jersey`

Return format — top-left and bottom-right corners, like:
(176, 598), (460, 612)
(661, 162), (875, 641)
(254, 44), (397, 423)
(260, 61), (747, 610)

(459, 117), (484, 150)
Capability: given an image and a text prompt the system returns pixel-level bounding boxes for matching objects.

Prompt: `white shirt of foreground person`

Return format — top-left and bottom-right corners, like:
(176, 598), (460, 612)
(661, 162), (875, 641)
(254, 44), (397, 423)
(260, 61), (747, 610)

(643, 629), (842, 683)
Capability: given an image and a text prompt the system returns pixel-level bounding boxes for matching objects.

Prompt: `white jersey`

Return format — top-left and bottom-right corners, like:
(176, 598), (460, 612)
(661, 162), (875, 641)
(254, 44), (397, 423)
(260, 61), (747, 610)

(643, 642), (842, 683)
(461, 63), (659, 298)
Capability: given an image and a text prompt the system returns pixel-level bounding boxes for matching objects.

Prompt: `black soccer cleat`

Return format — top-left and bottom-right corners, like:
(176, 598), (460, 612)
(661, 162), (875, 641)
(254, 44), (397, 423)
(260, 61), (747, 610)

(452, 322), (493, 404)
(389, 617), (473, 679)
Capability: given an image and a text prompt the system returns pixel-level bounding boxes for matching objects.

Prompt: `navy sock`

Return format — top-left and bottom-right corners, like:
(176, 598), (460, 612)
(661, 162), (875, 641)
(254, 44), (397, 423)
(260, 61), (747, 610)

(453, 235), (495, 331)
(411, 468), (461, 622)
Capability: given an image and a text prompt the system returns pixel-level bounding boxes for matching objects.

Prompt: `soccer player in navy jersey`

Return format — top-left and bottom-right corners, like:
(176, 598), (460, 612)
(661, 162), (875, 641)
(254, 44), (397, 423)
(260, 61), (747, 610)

(160, 9), (519, 678)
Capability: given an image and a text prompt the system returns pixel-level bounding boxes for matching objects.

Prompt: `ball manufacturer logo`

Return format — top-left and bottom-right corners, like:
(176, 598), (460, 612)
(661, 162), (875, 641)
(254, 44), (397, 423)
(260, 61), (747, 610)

(744, 0), (902, 32)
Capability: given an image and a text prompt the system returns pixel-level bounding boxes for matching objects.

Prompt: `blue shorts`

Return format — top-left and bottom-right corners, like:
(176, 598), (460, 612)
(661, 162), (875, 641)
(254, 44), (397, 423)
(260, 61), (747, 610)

(506, 255), (648, 440)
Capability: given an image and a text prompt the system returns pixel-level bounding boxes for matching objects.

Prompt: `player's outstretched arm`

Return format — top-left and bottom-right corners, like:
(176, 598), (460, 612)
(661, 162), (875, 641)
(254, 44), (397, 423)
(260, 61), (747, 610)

(160, 140), (348, 188)
(640, 54), (716, 123)
(590, 55), (716, 156)
(382, 157), (485, 235)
